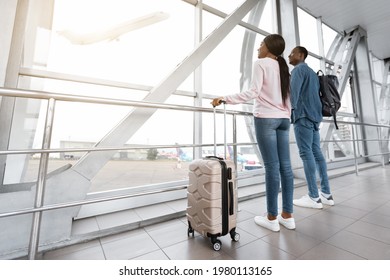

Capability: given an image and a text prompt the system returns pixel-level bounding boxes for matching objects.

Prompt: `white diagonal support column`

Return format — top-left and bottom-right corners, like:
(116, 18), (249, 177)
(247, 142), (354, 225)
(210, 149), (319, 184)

(239, 0), (268, 165)
(275, 0), (302, 175)
(354, 29), (381, 162)
(0, 0), (29, 184)
(320, 27), (363, 152)
(378, 59), (390, 163)
(72, 0), (259, 180)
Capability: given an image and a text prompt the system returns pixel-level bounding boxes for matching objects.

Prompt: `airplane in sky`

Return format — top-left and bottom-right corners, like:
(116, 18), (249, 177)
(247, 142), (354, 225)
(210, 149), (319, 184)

(58, 12), (169, 45)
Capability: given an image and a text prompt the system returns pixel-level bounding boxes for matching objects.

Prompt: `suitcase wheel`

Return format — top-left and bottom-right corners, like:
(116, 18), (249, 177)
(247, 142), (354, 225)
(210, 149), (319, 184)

(187, 227), (194, 237)
(231, 232), (240, 242)
(212, 239), (222, 251)
(229, 228), (240, 242)
(187, 221), (195, 237)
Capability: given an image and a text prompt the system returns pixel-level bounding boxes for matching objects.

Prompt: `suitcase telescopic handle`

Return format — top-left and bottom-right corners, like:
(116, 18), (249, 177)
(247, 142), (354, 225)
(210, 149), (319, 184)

(212, 100), (227, 158)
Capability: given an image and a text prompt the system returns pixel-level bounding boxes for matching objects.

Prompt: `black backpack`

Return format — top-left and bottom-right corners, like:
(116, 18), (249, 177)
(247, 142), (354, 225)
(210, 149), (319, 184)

(317, 70), (341, 129)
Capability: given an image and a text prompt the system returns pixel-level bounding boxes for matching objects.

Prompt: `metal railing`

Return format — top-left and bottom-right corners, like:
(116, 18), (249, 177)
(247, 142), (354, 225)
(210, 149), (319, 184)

(0, 87), (389, 259)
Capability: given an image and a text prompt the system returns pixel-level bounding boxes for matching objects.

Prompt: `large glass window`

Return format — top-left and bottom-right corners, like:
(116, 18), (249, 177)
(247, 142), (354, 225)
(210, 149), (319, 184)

(16, 0), (268, 192)
(202, 0), (241, 14)
(42, 0), (194, 89)
(297, 8), (319, 55)
(322, 23), (339, 57)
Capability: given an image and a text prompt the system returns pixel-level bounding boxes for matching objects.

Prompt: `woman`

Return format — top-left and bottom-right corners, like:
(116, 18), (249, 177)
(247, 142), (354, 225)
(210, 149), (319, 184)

(212, 34), (295, 231)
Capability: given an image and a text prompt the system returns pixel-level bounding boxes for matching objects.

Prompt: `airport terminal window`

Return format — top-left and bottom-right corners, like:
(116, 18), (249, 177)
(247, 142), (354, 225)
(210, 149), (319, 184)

(202, 0), (245, 15)
(203, 0), (274, 34)
(257, 0), (275, 33)
(297, 8), (320, 55)
(322, 23), (339, 57)
(372, 56), (385, 83)
(202, 24), (253, 95)
(305, 55), (321, 72)
(12, 0), (273, 192)
(43, 0), (194, 87)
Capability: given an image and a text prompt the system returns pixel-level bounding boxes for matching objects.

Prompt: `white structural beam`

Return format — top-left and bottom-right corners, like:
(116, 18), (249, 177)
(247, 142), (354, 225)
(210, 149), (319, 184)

(354, 31), (381, 162)
(72, 0), (260, 180)
(239, 0), (268, 164)
(0, 0), (29, 184)
(275, 0), (300, 58)
(275, 0), (303, 174)
(320, 27), (363, 153)
(379, 60), (390, 162)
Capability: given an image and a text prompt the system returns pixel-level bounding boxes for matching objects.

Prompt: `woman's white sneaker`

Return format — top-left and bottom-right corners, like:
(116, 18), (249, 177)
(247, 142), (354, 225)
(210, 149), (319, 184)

(277, 215), (296, 230)
(254, 216), (280, 232)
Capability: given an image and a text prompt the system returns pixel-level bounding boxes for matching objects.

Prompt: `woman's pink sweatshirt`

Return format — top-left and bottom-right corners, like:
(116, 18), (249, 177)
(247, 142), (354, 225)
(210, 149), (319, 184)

(224, 57), (291, 119)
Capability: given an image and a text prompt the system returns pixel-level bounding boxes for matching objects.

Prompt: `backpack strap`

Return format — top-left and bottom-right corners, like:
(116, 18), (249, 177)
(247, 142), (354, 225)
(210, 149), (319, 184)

(332, 108), (339, 129)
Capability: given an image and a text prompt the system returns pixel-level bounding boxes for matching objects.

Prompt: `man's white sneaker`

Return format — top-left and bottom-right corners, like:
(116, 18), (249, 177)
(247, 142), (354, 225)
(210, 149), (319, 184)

(254, 216), (280, 232)
(320, 192), (335, 206)
(277, 215), (296, 230)
(293, 195), (323, 209)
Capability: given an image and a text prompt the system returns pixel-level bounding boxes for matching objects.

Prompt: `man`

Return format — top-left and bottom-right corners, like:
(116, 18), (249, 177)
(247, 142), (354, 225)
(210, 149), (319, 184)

(288, 46), (334, 209)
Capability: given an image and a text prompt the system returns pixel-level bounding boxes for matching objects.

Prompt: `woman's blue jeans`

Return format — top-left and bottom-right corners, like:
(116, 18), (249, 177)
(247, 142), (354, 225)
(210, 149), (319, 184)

(293, 117), (331, 198)
(254, 118), (294, 217)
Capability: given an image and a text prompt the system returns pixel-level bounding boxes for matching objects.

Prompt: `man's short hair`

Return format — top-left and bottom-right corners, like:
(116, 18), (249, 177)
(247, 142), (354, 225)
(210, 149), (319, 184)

(296, 46), (308, 60)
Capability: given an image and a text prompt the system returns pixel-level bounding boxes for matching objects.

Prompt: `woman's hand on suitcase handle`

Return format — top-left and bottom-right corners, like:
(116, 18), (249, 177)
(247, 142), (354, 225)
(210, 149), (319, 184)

(211, 97), (225, 107)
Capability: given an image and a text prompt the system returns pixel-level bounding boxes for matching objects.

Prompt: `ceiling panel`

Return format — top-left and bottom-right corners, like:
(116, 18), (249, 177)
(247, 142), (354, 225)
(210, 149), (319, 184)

(297, 0), (390, 59)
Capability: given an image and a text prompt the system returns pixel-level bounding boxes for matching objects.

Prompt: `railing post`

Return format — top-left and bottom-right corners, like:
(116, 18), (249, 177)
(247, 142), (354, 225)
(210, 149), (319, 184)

(352, 121), (359, 175)
(28, 98), (56, 260)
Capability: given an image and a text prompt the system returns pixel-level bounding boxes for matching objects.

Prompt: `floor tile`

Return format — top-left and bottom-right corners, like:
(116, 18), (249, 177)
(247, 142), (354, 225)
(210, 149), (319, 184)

(360, 212), (390, 229)
(295, 217), (342, 241)
(237, 218), (274, 239)
(44, 245), (106, 260)
(134, 203), (176, 220)
(331, 185), (367, 199)
(144, 219), (190, 248)
(340, 198), (385, 212)
(217, 226), (260, 254)
(42, 240), (105, 260)
(236, 209), (256, 223)
(324, 204), (369, 220)
(101, 229), (159, 260)
(238, 198), (267, 216)
(261, 229), (321, 257)
(307, 210), (356, 229)
(292, 205), (324, 219)
(298, 242), (364, 260)
(345, 220), (390, 244)
(165, 199), (187, 212)
(326, 230), (390, 259)
(71, 217), (100, 235)
(227, 239), (295, 260)
(351, 191), (390, 205)
(96, 209), (140, 230)
(132, 249), (169, 260)
(162, 236), (222, 260)
(370, 203), (390, 220)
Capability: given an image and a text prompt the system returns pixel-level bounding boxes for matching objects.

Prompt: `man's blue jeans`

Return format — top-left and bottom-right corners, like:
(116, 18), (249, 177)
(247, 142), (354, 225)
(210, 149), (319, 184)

(254, 118), (294, 217)
(293, 117), (331, 198)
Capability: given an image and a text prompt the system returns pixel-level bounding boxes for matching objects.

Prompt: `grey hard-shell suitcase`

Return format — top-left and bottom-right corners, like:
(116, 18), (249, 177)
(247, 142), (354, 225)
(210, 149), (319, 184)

(186, 102), (240, 251)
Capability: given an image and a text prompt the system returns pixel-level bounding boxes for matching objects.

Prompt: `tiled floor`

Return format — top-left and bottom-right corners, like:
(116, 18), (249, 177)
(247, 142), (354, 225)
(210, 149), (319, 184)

(42, 165), (390, 260)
